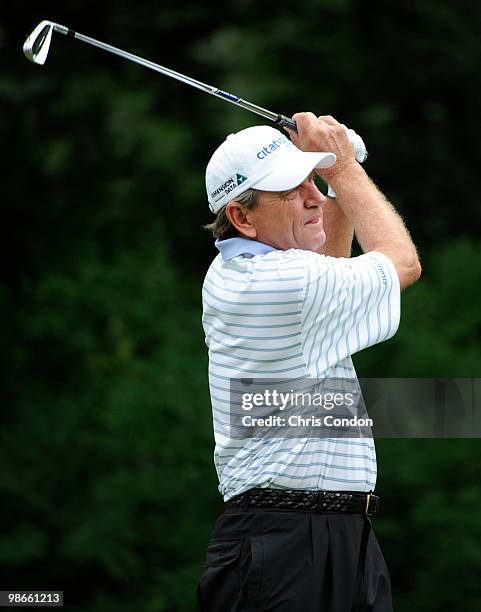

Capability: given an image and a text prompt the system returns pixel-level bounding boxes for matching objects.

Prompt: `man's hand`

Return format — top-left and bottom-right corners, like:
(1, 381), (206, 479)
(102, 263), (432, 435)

(285, 112), (358, 182)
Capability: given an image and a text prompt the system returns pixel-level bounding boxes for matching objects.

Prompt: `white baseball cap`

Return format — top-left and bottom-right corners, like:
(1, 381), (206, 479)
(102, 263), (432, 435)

(205, 125), (336, 213)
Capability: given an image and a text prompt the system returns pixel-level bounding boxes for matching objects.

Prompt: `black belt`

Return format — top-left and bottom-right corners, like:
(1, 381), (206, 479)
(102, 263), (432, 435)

(225, 488), (380, 517)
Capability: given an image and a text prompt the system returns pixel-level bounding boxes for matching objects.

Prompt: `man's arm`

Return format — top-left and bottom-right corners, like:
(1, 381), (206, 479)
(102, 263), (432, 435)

(328, 163), (421, 290)
(317, 197), (354, 258)
(288, 113), (421, 290)
(287, 120), (354, 258)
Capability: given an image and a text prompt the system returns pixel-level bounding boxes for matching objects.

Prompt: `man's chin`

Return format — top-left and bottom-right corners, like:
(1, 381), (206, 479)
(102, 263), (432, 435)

(305, 232), (326, 252)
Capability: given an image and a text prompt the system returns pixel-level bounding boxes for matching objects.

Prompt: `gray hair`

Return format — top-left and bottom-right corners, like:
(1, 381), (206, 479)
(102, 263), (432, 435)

(204, 189), (260, 240)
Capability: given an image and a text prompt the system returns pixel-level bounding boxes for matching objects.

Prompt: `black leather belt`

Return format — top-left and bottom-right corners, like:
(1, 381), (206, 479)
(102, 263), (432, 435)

(225, 488), (380, 517)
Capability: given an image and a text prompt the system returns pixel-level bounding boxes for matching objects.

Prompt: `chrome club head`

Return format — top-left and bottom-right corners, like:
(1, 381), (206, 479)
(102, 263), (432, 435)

(23, 21), (54, 65)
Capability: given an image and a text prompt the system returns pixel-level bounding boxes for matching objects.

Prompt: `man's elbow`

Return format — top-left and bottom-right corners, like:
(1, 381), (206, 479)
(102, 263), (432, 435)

(399, 253), (422, 290)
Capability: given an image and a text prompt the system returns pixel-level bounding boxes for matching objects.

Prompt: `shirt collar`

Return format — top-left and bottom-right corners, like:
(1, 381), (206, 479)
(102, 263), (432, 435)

(215, 237), (278, 261)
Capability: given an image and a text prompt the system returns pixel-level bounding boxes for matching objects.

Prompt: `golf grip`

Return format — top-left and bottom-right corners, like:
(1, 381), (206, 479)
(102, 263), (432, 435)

(275, 115), (297, 131)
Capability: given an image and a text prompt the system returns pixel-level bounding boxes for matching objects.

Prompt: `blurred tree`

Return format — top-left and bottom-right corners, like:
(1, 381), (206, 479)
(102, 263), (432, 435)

(1, 228), (219, 610)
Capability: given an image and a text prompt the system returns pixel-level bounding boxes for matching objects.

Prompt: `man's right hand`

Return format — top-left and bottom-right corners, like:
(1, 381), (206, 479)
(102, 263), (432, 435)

(285, 112), (358, 182)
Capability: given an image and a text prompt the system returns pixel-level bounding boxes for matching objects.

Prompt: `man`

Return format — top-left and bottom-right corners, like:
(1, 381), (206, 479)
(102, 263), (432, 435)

(197, 112), (421, 612)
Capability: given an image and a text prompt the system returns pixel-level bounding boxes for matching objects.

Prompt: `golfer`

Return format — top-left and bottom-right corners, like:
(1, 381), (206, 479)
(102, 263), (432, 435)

(197, 112), (421, 612)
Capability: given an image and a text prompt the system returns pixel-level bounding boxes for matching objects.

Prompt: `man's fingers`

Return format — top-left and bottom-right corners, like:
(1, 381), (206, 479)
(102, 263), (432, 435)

(287, 112), (321, 148)
(293, 111), (318, 122)
(317, 115), (336, 122)
(284, 126), (300, 146)
(292, 112), (320, 134)
(288, 112), (351, 158)
(293, 113), (342, 129)
(298, 114), (344, 140)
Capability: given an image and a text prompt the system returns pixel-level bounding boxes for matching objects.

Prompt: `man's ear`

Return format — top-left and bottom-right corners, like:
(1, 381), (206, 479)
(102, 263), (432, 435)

(225, 202), (257, 239)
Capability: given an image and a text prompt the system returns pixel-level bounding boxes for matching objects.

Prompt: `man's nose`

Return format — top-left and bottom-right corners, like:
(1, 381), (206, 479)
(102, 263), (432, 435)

(304, 182), (326, 207)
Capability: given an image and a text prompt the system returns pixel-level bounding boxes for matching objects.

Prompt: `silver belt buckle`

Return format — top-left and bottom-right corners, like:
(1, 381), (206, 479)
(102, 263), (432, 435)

(365, 493), (376, 516)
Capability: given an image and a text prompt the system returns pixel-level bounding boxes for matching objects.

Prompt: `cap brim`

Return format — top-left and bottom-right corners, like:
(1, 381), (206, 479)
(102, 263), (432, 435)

(253, 151), (336, 192)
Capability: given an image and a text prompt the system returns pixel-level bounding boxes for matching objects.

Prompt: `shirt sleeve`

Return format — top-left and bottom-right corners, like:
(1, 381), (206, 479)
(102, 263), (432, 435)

(300, 250), (400, 376)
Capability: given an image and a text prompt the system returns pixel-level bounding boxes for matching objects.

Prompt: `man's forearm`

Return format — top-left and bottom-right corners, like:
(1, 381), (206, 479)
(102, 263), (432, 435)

(287, 112), (421, 289)
(318, 198), (354, 258)
(328, 163), (421, 289)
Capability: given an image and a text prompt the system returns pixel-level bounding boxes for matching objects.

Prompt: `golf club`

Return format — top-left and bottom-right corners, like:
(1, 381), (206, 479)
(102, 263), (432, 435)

(23, 20), (297, 131)
(23, 19), (368, 199)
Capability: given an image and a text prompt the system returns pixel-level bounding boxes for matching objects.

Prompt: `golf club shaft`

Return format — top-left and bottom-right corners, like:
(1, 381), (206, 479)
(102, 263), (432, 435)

(52, 23), (297, 130)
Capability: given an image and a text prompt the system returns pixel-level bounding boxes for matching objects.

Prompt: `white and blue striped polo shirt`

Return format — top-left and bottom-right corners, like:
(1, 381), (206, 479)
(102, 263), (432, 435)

(202, 237), (400, 502)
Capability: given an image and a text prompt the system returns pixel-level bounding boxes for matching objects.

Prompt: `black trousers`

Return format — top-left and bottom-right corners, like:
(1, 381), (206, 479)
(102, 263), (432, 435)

(196, 507), (393, 612)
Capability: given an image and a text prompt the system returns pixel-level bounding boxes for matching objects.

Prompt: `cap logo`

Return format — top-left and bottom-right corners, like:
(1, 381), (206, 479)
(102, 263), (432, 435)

(211, 177), (236, 201)
(236, 173), (248, 186)
(256, 136), (290, 160)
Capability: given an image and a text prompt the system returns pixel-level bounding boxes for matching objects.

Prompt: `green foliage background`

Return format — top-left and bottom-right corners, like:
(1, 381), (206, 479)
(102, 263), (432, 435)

(2, 1), (481, 610)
